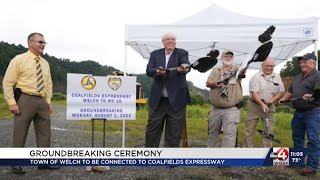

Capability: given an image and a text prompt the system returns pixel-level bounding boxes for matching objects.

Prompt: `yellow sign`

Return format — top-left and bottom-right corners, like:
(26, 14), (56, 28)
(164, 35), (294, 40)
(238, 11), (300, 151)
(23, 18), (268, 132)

(108, 77), (122, 90)
(81, 76), (96, 90)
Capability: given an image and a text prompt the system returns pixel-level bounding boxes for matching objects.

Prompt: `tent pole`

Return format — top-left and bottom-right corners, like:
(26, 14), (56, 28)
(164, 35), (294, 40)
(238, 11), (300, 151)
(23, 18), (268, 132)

(314, 40), (318, 70)
(122, 42), (128, 148)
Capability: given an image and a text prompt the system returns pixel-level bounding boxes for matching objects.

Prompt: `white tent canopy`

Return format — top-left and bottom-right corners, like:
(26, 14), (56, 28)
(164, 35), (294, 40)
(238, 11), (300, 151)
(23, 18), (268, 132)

(125, 4), (318, 69)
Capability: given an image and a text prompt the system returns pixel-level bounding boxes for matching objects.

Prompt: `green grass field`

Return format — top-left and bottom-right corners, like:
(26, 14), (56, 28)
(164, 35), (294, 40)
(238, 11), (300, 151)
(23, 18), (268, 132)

(0, 93), (294, 147)
(79, 105), (294, 148)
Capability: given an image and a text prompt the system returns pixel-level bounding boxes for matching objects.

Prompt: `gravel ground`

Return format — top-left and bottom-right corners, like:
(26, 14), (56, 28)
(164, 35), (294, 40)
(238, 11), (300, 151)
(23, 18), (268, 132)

(0, 105), (318, 180)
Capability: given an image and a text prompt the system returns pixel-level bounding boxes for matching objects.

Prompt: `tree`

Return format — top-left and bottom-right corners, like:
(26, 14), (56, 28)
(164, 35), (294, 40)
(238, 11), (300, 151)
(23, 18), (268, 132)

(0, 41), (209, 97)
(280, 51), (320, 77)
(280, 56), (301, 77)
(190, 92), (209, 105)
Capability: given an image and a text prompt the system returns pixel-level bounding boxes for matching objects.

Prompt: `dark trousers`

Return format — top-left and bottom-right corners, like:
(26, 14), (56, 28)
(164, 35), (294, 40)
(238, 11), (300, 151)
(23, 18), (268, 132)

(145, 98), (186, 147)
(292, 109), (320, 170)
(13, 93), (51, 147)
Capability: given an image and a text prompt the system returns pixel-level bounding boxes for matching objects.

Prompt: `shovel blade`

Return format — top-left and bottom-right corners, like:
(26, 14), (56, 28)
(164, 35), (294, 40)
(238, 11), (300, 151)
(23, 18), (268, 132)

(257, 130), (281, 144)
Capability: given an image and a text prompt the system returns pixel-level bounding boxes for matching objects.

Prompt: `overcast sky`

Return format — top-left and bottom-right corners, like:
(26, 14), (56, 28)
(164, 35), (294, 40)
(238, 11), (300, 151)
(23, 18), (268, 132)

(0, 0), (319, 94)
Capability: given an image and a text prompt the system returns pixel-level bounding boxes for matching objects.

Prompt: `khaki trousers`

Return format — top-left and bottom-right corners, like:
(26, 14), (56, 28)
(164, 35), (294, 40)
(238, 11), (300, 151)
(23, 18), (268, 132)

(244, 100), (275, 148)
(207, 106), (240, 147)
(13, 93), (51, 147)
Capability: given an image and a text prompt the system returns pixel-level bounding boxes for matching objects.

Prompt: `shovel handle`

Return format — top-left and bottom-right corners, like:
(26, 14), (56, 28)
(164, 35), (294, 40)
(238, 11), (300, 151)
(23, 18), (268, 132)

(280, 97), (304, 104)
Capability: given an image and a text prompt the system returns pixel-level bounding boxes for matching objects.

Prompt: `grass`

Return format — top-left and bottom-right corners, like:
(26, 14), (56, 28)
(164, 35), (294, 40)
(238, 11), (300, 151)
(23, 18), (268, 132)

(52, 99), (66, 105)
(79, 104), (294, 148)
(0, 93), (294, 147)
(0, 94), (11, 118)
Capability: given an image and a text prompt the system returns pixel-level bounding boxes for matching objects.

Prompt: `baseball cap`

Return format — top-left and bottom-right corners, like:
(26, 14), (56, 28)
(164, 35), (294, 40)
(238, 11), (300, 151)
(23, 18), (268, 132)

(222, 49), (234, 56)
(297, 53), (317, 61)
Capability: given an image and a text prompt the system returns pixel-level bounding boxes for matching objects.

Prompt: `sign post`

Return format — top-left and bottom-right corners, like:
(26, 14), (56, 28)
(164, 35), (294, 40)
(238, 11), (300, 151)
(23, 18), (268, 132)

(67, 73), (136, 172)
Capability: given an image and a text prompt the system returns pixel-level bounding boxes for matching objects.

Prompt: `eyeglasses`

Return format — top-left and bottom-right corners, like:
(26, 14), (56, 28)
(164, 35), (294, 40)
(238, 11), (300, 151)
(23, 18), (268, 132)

(263, 65), (275, 68)
(32, 40), (47, 45)
(223, 55), (233, 58)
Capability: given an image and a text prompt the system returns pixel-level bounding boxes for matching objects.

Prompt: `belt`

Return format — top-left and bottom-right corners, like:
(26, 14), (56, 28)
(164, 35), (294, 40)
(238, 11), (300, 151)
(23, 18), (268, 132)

(215, 104), (239, 109)
(250, 99), (273, 106)
(22, 92), (44, 98)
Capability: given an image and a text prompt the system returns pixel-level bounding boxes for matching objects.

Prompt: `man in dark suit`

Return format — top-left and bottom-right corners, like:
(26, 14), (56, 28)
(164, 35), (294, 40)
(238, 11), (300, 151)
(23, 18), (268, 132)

(145, 32), (191, 147)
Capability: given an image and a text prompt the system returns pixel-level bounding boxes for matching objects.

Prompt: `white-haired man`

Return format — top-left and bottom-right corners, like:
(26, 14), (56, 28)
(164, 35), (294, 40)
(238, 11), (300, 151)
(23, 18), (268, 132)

(244, 57), (284, 148)
(206, 50), (243, 147)
(145, 32), (191, 147)
(280, 53), (320, 175)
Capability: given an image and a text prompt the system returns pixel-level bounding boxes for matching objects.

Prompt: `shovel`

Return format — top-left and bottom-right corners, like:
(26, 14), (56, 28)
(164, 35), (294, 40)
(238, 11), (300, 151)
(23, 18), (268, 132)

(163, 49), (219, 73)
(280, 89), (320, 103)
(257, 112), (281, 144)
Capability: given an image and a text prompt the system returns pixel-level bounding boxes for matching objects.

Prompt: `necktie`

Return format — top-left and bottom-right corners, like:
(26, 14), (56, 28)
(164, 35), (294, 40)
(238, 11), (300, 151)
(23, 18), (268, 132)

(35, 56), (45, 95)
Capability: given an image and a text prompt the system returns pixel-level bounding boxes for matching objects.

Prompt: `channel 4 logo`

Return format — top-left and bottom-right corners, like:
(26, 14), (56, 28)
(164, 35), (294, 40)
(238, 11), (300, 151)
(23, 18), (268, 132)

(269, 148), (289, 166)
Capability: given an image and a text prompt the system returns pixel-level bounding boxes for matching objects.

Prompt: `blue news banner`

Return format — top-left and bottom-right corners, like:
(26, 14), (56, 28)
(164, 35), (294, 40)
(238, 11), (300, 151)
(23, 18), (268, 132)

(0, 148), (307, 167)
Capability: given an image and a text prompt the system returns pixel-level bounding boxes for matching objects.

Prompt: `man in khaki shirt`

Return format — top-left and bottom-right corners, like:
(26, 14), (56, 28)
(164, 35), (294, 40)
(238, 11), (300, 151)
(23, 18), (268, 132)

(244, 57), (284, 147)
(206, 50), (243, 147)
(2, 33), (58, 174)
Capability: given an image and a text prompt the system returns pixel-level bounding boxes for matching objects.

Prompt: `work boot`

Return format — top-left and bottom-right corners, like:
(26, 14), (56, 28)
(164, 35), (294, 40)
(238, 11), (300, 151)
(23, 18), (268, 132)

(301, 166), (316, 175)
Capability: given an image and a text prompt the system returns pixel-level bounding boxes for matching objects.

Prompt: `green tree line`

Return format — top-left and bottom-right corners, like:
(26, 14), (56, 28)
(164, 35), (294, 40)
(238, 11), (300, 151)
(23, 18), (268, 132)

(0, 41), (209, 103)
(280, 51), (320, 77)
(2, 41), (318, 106)
(0, 41), (118, 93)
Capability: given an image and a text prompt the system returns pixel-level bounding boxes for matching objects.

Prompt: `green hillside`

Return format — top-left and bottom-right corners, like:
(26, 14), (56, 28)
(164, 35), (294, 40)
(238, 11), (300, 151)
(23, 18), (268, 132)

(0, 41), (209, 99)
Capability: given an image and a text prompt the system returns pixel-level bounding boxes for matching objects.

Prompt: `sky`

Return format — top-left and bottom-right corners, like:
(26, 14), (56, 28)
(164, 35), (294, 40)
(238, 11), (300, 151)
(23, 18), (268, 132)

(0, 0), (319, 94)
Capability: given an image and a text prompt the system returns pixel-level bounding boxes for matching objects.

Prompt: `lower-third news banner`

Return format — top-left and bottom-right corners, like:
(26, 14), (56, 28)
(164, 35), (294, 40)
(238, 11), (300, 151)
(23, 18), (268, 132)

(0, 148), (307, 167)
